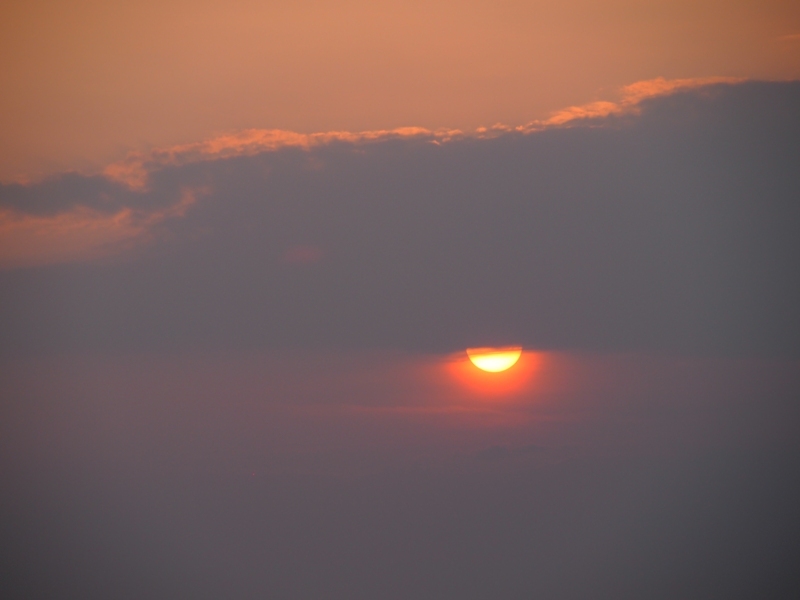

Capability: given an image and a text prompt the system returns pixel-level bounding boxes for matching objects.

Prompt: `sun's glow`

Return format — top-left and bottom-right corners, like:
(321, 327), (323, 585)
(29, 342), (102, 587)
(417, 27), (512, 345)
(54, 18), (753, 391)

(466, 347), (523, 372)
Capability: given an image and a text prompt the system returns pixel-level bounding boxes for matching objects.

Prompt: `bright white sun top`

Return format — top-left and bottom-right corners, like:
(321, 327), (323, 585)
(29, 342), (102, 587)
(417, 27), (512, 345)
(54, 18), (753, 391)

(466, 347), (523, 372)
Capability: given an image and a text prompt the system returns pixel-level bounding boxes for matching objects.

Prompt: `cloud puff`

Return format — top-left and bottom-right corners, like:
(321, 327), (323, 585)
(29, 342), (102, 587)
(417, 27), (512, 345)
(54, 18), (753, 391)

(1, 79), (798, 356)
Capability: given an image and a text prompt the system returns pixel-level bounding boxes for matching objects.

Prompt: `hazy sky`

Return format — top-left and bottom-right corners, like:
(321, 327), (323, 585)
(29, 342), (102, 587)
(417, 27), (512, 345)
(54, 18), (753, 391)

(1, 0), (799, 180)
(1, 2), (799, 599)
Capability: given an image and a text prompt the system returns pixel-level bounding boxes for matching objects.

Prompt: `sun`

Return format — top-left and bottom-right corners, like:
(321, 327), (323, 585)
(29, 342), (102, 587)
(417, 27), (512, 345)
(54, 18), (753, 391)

(466, 346), (523, 372)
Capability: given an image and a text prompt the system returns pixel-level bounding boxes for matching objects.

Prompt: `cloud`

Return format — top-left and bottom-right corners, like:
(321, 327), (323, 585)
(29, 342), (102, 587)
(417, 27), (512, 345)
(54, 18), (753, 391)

(0, 77), (746, 270)
(2, 71), (799, 597)
(101, 77), (740, 190)
(0, 187), (199, 268)
(0, 77), (740, 268)
(0, 79), (798, 356)
(531, 76), (743, 128)
(103, 126), (457, 190)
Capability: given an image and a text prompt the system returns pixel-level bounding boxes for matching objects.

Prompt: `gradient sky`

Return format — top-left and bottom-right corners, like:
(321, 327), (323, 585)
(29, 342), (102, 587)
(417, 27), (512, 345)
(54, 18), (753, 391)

(2, 0), (800, 180)
(1, 2), (800, 599)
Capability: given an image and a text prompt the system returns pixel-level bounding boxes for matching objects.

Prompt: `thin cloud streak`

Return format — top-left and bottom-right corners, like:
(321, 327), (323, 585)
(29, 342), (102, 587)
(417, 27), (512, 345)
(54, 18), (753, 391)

(535, 76), (743, 126)
(103, 77), (743, 190)
(103, 126), (450, 190)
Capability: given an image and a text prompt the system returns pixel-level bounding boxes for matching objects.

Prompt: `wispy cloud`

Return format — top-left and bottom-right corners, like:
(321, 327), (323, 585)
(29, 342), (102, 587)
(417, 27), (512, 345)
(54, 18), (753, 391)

(102, 77), (742, 191)
(530, 76), (743, 128)
(0, 187), (199, 268)
(104, 127), (459, 190)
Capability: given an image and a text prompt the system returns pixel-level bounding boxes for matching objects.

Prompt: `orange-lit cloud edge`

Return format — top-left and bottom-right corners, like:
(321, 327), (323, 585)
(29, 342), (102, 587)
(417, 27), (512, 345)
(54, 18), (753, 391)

(0, 77), (743, 269)
(103, 76), (741, 190)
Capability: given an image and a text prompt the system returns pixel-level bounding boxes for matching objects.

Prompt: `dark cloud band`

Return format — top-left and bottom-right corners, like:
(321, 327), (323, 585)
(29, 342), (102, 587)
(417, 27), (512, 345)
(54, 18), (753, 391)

(1, 81), (798, 356)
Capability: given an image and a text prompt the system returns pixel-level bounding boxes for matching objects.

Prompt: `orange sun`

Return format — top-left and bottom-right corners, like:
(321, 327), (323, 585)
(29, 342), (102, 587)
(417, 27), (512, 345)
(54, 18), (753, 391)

(466, 347), (523, 372)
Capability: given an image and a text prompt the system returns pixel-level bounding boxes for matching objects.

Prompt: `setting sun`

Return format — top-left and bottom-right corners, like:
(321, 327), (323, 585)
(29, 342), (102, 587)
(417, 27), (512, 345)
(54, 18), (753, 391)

(466, 347), (523, 372)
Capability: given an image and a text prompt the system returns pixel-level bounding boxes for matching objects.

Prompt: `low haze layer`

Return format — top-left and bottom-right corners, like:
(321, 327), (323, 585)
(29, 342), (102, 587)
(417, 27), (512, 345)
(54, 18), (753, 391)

(2, 350), (798, 598)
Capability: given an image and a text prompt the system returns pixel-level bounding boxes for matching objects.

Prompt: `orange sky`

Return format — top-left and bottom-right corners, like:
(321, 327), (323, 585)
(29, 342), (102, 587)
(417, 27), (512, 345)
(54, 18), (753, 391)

(2, 0), (799, 182)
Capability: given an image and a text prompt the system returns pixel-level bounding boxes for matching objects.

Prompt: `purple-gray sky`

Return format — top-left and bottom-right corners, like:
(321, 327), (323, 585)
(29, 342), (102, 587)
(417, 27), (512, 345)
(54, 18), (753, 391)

(1, 80), (799, 599)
